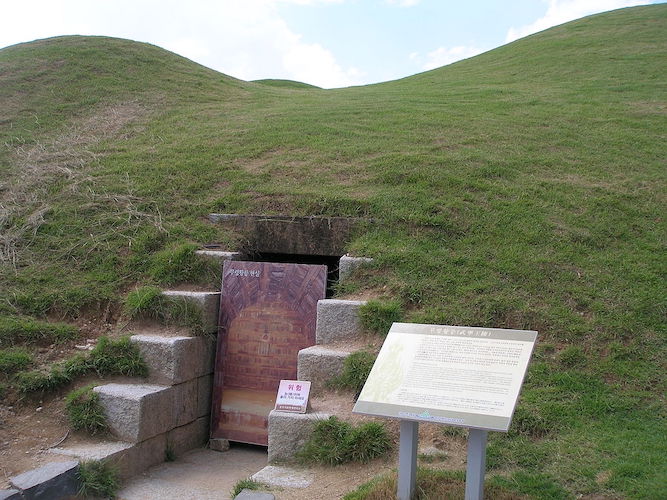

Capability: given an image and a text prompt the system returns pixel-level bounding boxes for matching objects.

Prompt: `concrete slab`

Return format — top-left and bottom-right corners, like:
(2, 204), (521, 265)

(195, 250), (240, 262)
(117, 446), (267, 500)
(251, 466), (314, 489)
(9, 460), (79, 500)
(50, 440), (133, 462)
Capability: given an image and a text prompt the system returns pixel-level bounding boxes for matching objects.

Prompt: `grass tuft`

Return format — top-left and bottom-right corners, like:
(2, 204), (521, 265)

(358, 300), (403, 335)
(124, 287), (205, 333)
(88, 336), (148, 377)
(15, 336), (146, 394)
(328, 351), (376, 395)
(0, 348), (33, 374)
(148, 243), (218, 286)
(0, 316), (78, 347)
(124, 286), (163, 318)
(344, 468), (524, 500)
(298, 417), (391, 465)
(77, 460), (119, 498)
(557, 346), (587, 367)
(65, 385), (108, 435)
(231, 478), (266, 498)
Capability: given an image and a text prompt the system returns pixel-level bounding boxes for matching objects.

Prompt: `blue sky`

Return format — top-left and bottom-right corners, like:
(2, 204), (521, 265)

(0, 0), (662, 88)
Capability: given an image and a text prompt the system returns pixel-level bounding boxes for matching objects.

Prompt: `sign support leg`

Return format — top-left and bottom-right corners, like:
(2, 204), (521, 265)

(397, 420), (419, 500)
(465, 428), (488, 500)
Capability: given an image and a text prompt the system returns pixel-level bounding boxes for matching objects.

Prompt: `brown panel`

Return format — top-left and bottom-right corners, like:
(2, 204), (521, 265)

(211, 261), (326, 445)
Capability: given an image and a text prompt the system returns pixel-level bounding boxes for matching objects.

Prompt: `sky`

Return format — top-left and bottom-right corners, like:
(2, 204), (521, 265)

(0, 0), (662, 89)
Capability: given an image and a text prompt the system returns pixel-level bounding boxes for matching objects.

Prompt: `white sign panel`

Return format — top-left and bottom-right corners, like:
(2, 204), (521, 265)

(274, 380), (311, 413)
(353, 323), (537, 431)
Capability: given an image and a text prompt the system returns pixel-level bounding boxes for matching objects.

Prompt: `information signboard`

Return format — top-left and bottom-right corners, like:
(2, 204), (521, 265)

(353, 323), (537, 432)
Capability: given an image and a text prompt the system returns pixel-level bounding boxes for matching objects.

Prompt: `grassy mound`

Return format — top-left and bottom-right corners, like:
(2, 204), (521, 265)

(0, 5), (665, 498)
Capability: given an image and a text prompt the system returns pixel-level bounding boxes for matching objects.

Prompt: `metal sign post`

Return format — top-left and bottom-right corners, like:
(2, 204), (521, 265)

(465, 429), (488, 500)
(397, 420), (419, 500)
(398, 423), (488, 500)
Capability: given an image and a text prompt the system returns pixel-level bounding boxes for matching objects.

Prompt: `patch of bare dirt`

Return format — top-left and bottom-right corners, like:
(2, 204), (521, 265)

(338, 286), (389, 302)
(0, 371), (143, 489)
(0, 312), (141, 488)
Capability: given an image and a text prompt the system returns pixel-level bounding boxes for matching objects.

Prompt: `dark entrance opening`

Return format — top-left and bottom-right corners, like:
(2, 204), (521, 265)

(241, 252), (340, 298)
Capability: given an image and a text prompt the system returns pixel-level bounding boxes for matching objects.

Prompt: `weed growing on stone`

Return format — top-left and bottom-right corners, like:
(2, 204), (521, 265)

(65, 385), (108, 435)
(298, 416), (391, 465)
(77, 460), (119, 498)
(231, 478), (266, 498)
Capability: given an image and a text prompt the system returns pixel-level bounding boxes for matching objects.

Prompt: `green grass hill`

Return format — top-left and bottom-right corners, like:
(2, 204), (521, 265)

(1, 5), (665, 498)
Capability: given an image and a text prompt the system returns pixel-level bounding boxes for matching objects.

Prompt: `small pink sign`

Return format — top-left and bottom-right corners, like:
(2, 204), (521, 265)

(275, 380), (311, 413)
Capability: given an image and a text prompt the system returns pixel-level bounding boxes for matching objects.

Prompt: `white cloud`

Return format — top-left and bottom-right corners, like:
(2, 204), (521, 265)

(506, 0), (650, 42)
(421, 45), (485, 70)
(0, 0), (362, 89)
(385, 0), (421, 7)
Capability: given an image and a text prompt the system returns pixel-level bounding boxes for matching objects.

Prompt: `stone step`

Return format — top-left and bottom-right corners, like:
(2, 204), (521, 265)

(130, 334), (215, 385)
(267, 410), (332, 463)
(251, 465), (314, 490)
(161, 290), (220, 334)
(338, 255), (373, 283)
(50, 416), (209, 480)
(297, 345), (353, 392)
(194, 249), (241, 263)
(94, 378), (209, 443)
(8, 461), (79, 500)
(315, 299), (367, 344)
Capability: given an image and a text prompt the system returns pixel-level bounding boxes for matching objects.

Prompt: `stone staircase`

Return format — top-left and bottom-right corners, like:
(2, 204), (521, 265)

(268, 298), (374, 463)
(48, 249), (374, 481)
(49, 290), (222, 480)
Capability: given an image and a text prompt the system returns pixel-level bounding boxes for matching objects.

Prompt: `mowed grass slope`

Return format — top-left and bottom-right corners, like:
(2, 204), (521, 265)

(1, 5), (665, 498)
